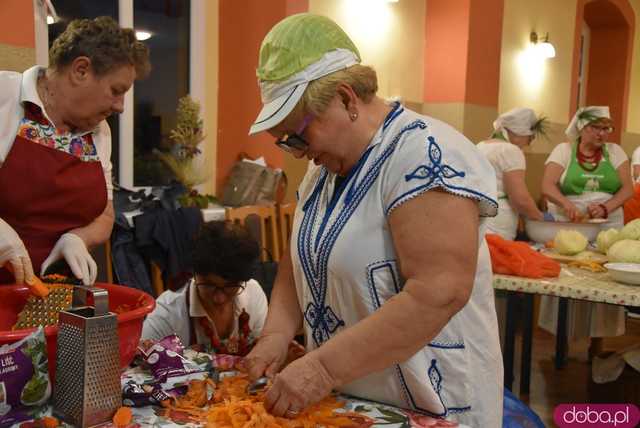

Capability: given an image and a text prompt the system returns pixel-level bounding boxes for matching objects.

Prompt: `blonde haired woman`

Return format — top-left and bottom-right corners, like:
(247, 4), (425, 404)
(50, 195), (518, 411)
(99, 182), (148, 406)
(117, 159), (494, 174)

(244, 13), (502, 427)
(477, 107), (549, 240)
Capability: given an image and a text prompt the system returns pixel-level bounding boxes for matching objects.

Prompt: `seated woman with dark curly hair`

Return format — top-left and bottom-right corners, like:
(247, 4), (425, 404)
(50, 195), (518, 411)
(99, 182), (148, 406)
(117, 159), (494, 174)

(141, 220), (268, 356)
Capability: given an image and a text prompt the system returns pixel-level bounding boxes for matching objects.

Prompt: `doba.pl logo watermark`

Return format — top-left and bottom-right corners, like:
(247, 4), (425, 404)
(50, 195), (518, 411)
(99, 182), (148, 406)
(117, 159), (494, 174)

(554, 404), (640, 427)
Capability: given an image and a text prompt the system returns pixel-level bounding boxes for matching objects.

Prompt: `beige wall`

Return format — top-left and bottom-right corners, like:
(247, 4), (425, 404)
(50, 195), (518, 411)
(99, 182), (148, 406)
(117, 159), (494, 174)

(628, 0), (640, 134)
(0, 43), (35, 72)
(202, 0), (219, 195)
(309, 0), (425, 103)
(499, 0), (578, 125)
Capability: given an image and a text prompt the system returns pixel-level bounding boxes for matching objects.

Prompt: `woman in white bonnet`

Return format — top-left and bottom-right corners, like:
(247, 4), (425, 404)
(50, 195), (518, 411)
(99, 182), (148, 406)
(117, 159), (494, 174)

(477, 107), (549, 240)
(539, 106), (632, 345)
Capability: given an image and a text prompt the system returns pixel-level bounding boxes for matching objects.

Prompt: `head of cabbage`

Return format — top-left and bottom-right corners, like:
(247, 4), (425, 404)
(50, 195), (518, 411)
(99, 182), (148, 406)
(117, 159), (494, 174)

(596, 228), (620, 253)
(554, 230), (588, 255)
(607, 239), (640, 263)
(619, 219), (640, 240)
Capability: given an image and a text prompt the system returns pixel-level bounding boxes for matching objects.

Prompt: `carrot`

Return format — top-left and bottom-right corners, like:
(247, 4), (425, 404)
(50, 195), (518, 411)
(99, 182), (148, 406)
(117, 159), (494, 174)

(112, 406), (133, 427)
(163, 374), (353, 428)
(25, 276), (50, 298)
(41, 416), (59, 428)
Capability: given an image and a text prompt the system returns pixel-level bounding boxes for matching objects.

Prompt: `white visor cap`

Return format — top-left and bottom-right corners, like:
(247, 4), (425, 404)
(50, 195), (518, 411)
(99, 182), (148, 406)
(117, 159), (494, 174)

(249, 49), (359, 135)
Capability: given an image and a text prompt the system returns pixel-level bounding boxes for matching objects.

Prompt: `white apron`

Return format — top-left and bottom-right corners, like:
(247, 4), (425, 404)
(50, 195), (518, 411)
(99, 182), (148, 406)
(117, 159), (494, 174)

(486, 195), (519, 240)
(291, 104), (503, 428)
(540, 192), (626, 338)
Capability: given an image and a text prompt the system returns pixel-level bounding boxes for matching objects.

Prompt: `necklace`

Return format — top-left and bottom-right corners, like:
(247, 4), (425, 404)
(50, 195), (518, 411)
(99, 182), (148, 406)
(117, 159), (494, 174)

(577, 142), (602, 172)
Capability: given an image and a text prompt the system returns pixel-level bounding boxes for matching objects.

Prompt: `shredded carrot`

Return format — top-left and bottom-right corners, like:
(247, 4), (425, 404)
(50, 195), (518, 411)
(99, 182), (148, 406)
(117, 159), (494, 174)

(112, 406), (133, 427)
(162, 374), (364, 428)
(25, 276), (50, 298)
(41, 416), (59, 428)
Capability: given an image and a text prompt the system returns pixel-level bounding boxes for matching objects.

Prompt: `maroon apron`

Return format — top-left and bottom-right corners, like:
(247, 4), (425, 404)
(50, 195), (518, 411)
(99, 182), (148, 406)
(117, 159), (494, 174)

(0, 103), (107, 283)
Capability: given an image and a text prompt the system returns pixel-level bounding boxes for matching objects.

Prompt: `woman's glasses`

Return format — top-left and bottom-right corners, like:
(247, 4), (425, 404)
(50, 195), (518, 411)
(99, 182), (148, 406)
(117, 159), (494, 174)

(275, 115), (312, 154)
(195, 279), (246, 296)
(587, 124), (614, 134)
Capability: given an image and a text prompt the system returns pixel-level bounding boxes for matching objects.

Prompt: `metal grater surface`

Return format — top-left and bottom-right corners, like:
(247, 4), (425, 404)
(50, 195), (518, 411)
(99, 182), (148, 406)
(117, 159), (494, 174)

(53, 286), (122, 427)
(13, 285), (74, 329)
(85, 319), (121, 414)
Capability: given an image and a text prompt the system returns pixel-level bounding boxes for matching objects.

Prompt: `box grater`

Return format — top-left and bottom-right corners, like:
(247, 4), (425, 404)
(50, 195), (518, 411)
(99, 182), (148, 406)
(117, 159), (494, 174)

(53, 285), (122, 427)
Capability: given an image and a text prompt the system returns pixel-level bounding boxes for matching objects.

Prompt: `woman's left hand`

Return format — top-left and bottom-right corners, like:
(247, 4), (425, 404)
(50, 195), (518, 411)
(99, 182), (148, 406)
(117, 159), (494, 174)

(587, 203), (606, 219)
(264, 354), (336, 418)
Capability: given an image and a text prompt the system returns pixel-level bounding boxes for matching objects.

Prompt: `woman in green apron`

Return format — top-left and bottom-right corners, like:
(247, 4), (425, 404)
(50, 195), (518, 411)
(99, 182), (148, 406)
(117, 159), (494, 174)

(539, 106), (633, 341)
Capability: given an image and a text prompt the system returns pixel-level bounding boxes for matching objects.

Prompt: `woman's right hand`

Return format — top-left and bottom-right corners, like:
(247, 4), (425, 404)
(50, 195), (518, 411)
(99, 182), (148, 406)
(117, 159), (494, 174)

(0, 218), (34, 284)
(562, 202), (584, 222)
(244, 332), (291, 380)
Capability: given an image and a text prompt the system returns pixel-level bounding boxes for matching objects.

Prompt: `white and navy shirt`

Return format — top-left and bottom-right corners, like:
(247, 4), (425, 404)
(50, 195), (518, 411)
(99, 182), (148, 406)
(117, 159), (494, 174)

(291, 103), (502, 428)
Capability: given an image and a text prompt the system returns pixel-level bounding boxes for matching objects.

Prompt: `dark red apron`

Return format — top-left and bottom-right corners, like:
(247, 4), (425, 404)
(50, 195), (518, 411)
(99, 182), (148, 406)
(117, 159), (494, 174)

(0, 103), (107, 283)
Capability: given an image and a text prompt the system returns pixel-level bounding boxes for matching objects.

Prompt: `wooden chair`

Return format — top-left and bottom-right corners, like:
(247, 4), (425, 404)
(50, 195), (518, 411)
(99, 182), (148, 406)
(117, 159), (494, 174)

(226, 204), (280, 262)
(277, 202), (296, 258)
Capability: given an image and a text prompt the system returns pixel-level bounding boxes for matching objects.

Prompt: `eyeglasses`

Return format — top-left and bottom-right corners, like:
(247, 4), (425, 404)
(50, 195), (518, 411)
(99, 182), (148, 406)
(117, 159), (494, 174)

(587, 124), (614, 134)
(275, 115), (312, 154)
(195, 279), (246, 296)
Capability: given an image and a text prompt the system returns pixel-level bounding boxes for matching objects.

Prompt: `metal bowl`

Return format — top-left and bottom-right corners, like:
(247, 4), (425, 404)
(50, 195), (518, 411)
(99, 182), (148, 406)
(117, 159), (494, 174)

(524, 219), (608, 244)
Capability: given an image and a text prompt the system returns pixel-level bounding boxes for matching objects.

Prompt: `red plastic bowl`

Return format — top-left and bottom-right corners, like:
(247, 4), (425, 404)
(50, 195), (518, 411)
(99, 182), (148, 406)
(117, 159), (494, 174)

(0, 283), (155, 382)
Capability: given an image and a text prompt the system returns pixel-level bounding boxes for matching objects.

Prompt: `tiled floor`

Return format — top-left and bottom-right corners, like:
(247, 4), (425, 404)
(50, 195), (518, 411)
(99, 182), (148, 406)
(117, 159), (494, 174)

(508, 315), (640, 427)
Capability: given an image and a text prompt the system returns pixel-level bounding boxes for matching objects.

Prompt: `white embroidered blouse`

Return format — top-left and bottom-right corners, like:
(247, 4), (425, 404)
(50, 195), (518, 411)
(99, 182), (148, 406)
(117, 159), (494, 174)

(291, 103), (502, 428)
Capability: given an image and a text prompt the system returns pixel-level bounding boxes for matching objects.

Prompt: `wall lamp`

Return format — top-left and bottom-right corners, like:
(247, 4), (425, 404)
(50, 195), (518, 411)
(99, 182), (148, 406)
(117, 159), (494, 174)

(530, 31), (556, 59)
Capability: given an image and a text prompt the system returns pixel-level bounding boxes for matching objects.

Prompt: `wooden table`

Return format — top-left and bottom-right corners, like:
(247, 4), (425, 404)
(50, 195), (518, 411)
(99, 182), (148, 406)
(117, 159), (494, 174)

(493, 267), (640, 396)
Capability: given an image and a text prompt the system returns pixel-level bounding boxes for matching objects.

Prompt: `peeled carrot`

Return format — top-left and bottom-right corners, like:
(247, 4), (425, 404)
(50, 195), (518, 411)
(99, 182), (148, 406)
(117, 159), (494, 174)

(41, 416), (59, 428)
(25, 276), (50, 298)
(112, 406), (133, 427)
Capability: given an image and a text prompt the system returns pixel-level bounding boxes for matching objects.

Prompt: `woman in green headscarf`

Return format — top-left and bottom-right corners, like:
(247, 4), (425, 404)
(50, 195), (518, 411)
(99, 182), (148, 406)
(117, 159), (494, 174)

(243, 13), (502, 428)
(539, 106), (632, 341)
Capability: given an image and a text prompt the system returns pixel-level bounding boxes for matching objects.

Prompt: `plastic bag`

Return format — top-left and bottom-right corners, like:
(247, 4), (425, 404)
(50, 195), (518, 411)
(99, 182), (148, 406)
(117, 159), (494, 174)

(503, 388), (545, 428)
(221, 157), (286, 207)
(0, 328), (51, 427)
(486, 233), (561, 278)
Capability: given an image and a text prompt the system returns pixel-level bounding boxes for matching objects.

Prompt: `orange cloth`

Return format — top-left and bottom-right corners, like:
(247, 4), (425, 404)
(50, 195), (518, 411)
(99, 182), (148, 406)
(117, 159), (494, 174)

(486, 233), (561, 278)
(623, 183), (640, 224)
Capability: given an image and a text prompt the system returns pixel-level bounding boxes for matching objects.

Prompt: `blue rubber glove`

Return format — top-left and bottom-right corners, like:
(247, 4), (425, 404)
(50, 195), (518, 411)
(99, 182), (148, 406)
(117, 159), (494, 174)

(543, 212), (555, 222)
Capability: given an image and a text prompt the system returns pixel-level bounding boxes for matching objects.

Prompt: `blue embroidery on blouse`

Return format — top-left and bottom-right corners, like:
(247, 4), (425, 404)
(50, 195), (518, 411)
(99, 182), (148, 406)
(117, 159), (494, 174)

(385, 135), (498, 216)
(428, 341), (466, 349)
(428, 359), (472, 414)
(366, 260), (444, 416)
(366, 261), (401, 309)
(365, 260), (471, 415)
(297, 116), (423, 348)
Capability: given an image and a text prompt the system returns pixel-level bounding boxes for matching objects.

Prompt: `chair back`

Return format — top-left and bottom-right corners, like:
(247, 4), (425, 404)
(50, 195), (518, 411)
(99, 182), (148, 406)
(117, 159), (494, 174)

(225, 204), (280, 262)
(277, 202), (296, 258)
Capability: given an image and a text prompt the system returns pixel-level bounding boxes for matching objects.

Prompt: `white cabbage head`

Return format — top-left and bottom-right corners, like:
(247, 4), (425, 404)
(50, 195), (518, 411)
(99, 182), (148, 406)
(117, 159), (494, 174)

(554, 230), (589, 255)
(607, 239), (640, 263)
(596, 228), (621, 254)
(619, 219), (640, 240)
